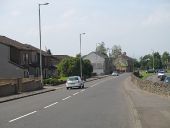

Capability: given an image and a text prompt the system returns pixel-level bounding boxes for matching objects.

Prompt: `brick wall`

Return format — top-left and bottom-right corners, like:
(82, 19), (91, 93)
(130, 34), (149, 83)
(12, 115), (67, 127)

(0, 78), (42, 97)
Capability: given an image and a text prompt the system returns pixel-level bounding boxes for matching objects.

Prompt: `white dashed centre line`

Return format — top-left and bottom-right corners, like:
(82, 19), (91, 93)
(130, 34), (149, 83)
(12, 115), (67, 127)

(9, 111), (37, 123)
(44, 102), (58, 109)
(80, 89), (85, 92)
(73, 92), (79, 96)
(62, 96), (71, 101)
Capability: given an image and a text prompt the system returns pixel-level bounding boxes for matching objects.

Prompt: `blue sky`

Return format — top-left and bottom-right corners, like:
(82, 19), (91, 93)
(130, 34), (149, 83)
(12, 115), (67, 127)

(1, 0), (170, 59)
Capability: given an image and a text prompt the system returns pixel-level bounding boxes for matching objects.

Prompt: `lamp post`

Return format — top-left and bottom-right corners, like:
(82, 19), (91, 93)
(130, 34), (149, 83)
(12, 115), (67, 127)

(39, 2), (49, 85)
(152, 50), (155, 70)
(80, 33), (86, 79)
(95, 43), (100, 74)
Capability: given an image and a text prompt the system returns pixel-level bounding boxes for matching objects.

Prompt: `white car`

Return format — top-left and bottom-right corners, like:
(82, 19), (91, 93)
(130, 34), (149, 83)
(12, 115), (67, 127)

(66, 76), (84, 89)
(157, 70), (165, 78)
(112, 71), (119, 76)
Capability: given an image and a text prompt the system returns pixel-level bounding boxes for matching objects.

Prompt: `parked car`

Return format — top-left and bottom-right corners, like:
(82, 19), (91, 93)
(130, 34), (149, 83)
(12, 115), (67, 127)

(157, 70), (165, 78)
(112, 71), (119, 76)
(164, 76), (170, 84)
(66, 76), (84, 89)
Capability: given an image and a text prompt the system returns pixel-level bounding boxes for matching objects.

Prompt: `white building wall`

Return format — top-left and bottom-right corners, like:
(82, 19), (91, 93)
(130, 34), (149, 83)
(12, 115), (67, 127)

(83, 52), (105, 75)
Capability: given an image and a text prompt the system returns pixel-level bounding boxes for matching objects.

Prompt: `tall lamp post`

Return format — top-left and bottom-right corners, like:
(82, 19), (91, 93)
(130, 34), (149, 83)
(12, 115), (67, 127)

(152, 50), (155, 70)
(80, 33), (86, 79)
(39, 3), (49, 85)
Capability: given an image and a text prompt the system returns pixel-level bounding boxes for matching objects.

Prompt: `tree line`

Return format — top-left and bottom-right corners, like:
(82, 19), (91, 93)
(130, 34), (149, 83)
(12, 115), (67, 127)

(55, 42), (170, 77)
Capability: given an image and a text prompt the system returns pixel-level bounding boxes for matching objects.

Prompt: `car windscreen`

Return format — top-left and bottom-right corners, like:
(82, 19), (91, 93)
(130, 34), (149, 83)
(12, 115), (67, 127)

(68, 77), (78, 81)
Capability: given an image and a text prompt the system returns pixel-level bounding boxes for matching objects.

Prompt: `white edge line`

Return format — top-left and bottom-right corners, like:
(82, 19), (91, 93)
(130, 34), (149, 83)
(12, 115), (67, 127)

(62, 96), (71, 101)
(73, 92), (79, 96)
(9, 111), (37, 123)
(44, 102), (58, 109)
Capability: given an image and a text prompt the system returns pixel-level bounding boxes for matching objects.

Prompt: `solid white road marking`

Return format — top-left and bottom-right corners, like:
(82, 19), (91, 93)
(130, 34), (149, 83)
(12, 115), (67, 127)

(73, 92), (79, 96)
(9, 111), (37, 123)
(62, 96), (71, 101)
(44, 102), (58, 109)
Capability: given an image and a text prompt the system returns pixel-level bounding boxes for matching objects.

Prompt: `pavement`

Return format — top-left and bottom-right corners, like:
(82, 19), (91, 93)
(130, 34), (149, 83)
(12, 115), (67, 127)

(124, 76), (170, 128)
(0, 75), (109, 103)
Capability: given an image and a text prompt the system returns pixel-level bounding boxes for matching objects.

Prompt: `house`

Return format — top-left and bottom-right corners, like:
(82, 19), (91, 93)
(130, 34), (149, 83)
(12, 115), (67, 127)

(114, 52), (133, 72)
(0, 36), (57, 78)
(83, 52), (112, 75)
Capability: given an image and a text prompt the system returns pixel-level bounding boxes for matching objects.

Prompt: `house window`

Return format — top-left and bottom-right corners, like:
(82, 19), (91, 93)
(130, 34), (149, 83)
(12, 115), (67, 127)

(22, 53), (29, 64)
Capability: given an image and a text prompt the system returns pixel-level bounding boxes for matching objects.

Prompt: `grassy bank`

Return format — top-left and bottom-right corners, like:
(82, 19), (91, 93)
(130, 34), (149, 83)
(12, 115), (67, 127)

(140, 71), (155, 80)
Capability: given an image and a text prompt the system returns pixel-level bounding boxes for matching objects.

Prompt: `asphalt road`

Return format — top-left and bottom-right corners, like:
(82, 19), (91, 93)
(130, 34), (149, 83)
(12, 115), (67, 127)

(1, 73), (170, 128)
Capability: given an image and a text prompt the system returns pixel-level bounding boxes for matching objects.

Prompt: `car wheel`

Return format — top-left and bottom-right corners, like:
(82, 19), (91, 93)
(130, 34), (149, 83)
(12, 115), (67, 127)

(66, 87), (69, 90)
(82, 84), (84, 88)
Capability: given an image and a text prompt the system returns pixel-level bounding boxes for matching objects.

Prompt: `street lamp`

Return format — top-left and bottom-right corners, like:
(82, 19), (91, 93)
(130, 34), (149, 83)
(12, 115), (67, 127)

(38, 2), (49, 85)
(80, 33), (86, 79)
(152, 50), (154, 70)
(95, 43), (100, 74)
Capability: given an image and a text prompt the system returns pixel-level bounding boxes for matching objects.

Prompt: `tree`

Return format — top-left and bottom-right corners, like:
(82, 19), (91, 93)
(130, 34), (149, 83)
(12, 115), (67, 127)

(139, 54), (152, 70)
(153, 52), (162, 69)
(96, 42), (107, 56)
(111, 45), (122, 59)
(83, 59), (93, 77)
(133, 59), (140, 70)
(57, 57), (93, 77)
(162, 51), (170, 69)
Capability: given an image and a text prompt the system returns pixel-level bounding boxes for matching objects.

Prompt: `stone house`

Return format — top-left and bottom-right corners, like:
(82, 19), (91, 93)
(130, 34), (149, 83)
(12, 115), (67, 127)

(114, 52), (133, 72)
(0, 36), (57, 78)
(83, 52), (112, 75)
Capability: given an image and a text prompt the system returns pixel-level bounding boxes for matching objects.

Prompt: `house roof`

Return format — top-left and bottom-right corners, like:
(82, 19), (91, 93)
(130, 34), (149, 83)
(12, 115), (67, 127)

(84, 51), (108, 59)
(0, 35), (51, 56)
(24, 44), (51, 56)
(0, 36), (35, 51)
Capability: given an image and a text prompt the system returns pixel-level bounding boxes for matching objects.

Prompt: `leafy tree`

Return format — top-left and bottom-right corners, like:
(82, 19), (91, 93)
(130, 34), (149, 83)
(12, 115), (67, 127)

(83, 59), (93, 77)
(139, 54), (152, 70)
(139, 52), (162, 70)
(162, 51), (170, 69)
(57, 57), (93, 77)
(96, 42), (108, 56)
(133, 59), (140, 70)
(111, 45), (122, 59)
(153, 52), (162, 69)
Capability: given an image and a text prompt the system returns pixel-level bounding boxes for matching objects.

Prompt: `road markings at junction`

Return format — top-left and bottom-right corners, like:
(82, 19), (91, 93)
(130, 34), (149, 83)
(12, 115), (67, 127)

(62, 96), (71, 101)
(44, 102), (59, 109)
(73, 92), (79, 96)
(9, 111), (37, 123)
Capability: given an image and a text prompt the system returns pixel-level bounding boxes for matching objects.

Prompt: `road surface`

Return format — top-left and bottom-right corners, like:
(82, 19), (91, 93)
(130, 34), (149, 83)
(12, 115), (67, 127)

(0, 73), (170, 128)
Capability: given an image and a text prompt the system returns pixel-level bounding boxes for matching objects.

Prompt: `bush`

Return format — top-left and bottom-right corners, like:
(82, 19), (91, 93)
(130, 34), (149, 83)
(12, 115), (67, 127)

(43, 78), (66, 86)
(133, 70), (142, 78)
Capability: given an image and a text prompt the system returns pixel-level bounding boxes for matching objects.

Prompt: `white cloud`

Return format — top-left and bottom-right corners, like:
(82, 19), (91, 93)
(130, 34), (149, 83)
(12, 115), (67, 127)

(10, 10), (21, 17)
(142, 7), (170, 26)
(62, 9), (77, 19)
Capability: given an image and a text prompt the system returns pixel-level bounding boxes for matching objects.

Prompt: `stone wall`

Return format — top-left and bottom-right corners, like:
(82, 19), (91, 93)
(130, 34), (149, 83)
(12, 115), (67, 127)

(0, 78), (42, 97)
(131, 74), (170, 97)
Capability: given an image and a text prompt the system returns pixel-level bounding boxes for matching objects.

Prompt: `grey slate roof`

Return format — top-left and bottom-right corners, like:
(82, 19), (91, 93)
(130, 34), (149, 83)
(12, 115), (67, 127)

(0, 35), (50, 56)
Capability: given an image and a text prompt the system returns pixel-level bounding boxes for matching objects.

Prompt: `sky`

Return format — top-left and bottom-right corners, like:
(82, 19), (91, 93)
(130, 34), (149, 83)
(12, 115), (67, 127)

(1, 0), (170, 59)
